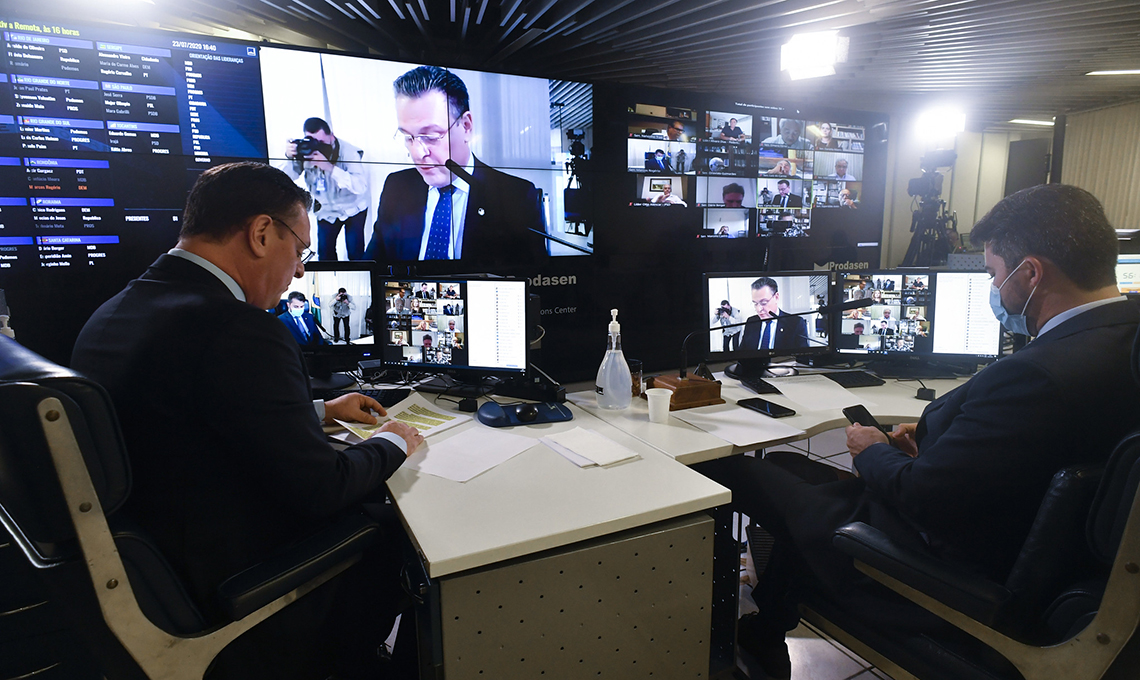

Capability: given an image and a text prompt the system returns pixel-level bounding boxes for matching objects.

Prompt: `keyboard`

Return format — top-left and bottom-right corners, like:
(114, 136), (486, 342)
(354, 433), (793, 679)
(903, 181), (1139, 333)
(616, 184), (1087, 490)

(312, 388), (411, 408)
(821, 371), (886, 388)
(739, 376), (781, 395)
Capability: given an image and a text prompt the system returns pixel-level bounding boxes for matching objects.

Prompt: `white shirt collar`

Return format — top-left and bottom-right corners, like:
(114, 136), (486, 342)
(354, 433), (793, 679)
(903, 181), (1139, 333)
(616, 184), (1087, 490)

(1036, 296), (1127, 337)
(167, 248), (246, 302)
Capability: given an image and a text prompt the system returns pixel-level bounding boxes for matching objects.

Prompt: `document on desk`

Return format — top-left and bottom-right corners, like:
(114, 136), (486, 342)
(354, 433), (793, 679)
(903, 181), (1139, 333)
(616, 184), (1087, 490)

(405, 427), (536, 483)
(765, 374), (872, 411)
(672, 403), (804, 447)
(331, 392), (470, 443)
(540, 427), (641, 468)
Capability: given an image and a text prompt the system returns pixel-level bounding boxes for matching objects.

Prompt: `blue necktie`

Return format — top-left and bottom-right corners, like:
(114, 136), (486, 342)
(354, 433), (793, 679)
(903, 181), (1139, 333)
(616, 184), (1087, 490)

(760, 319), (771, 349)
(425, 185), (455, 260)
(295, 317), (309, 341)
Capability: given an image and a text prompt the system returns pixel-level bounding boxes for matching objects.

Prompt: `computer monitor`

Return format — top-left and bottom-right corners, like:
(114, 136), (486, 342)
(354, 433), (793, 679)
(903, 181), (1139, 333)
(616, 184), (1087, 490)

(704, 271), (835, 378)
(1117, 254), (1140, 295)
(381, 277), (528, 386)
(271, 261), (380, 389)
(834, 270), (1001, 364)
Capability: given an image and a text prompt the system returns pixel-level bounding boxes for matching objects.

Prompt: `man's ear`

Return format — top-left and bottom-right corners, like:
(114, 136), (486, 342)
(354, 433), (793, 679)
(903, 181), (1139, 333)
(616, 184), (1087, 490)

(1023, 255), (1046, 287)
(247, 214), (274, 258)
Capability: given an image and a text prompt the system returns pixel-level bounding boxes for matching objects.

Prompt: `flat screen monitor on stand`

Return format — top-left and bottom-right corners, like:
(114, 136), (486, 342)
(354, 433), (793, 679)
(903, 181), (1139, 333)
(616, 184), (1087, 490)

(270, 261), (380, 391)
(704, 271), (835, 380)
(833, 270), (1002, 377)
(381, 277), (529, 398)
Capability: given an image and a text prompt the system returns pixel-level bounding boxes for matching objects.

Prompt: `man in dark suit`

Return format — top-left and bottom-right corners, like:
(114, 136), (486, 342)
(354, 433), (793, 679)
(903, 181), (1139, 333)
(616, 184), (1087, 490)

(739, 277), (810, 351)
(645, 148), (672, 171)
(695, 184), (1140, 679)
(363, 65), (546, 265)
(71, 162), (424, 680)
(765, 179), (802, 208)
(276, 290), (325, 346)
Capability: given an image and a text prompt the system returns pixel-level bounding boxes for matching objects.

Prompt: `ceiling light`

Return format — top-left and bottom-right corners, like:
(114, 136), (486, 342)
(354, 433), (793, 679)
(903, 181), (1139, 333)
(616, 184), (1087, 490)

(916, 108), (966, 140)
(1086, 69), (1140, 76)
(1009, 119), (1054, 126)
(781, 31), (847, 81)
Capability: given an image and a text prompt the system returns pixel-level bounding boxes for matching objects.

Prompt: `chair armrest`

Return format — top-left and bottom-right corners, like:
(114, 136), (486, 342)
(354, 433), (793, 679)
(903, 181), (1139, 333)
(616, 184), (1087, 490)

(217, 513), (379, 621)
(833, 522), (1013, 626)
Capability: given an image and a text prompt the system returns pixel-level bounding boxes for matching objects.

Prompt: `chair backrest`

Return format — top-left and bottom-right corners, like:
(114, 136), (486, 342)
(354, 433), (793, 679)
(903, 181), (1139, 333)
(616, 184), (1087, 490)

(0, 335), (131, 564)
(1087, 431), (1140, 566)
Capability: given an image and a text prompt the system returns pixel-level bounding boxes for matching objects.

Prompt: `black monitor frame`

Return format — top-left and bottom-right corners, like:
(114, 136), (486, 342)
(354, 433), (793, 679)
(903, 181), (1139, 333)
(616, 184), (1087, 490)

(703, 270), (835, 378)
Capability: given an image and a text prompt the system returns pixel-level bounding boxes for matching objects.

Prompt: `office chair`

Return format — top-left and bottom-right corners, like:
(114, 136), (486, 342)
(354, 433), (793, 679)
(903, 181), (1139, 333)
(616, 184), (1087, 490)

(799, 334), (1140, 680)
(0, 335), (381, 680)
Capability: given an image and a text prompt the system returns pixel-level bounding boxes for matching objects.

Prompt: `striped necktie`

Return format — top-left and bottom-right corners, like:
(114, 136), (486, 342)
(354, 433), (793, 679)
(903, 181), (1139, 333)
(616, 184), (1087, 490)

(425, 185), (456, 260)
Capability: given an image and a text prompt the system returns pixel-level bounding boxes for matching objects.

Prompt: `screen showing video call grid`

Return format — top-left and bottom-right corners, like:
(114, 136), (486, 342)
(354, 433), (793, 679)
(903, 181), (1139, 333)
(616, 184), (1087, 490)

(835, 271), (1001, 359)
(705, 272), (832, 358)
(627, 104), (865, 240)
(274, 267), (375, 348)
(382, 278), (527, 375)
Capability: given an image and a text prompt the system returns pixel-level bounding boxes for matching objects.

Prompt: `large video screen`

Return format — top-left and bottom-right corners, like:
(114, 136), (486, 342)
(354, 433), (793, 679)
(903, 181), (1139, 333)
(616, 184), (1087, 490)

(260, 47), (592, 263)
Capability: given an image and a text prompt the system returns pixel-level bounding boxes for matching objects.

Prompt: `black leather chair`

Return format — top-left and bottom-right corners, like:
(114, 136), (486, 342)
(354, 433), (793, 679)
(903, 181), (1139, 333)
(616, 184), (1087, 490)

(0, 335), (381, 680)
(799, 340), (1140, 680)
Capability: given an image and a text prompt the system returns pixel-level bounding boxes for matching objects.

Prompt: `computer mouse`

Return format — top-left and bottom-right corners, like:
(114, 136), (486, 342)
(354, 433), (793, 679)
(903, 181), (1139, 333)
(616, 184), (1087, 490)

(515, 403), (539, 423)
(476, 402), (511, 427)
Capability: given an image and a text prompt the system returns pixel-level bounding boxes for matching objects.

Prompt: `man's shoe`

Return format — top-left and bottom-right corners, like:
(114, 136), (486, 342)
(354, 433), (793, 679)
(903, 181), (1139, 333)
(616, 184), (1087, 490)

(737, 613), (792, 680)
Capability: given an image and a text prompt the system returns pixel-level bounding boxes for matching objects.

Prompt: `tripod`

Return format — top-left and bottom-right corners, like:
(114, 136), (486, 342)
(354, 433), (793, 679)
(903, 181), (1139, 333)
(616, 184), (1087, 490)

(902, 195), (957, 267)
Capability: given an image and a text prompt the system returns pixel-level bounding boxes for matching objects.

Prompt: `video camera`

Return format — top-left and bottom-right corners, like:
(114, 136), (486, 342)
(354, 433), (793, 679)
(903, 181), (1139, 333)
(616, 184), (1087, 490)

(291, 136), (336, 161)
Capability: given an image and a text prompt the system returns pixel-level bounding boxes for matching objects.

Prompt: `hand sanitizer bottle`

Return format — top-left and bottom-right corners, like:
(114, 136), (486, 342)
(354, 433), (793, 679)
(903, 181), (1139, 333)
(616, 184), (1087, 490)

(596, 308), (632, 410)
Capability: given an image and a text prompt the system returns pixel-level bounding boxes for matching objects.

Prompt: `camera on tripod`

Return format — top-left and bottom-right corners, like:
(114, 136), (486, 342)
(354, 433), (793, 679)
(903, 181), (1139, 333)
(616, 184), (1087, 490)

(907, 149), (957, 201)
(563, 129), (591, 230)
(902, 149), (959, 267)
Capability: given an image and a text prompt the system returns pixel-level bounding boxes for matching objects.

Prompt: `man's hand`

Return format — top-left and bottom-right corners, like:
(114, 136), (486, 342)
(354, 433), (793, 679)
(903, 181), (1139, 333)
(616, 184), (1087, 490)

(285, 140), (298, 160)
(324, 393), (386, 425)
(379, 421), (423, 457)
(307, 150), (334, 172)
(846, 423), (889, 457)
(888, 422), (919, 457)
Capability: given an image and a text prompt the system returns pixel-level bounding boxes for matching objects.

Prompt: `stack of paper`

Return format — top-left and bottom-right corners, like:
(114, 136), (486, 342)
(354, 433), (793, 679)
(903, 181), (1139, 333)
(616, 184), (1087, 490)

(766, 374), (869, 411)
(332, 392), (469, 443)
(672, 403), (804, 447)
(405, 428), (536, 483)
(540, 427), (641, 468)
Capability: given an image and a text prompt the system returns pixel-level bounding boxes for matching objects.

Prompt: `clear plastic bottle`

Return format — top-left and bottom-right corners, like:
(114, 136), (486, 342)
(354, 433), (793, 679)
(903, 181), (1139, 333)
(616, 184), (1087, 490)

(596, 308), (632, 410)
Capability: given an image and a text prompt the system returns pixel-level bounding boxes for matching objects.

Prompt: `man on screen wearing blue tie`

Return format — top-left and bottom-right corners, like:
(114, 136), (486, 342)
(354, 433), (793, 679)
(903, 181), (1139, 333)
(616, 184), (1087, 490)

(739, 277), (809, 351)
(363, 65), (546, 264)
(277, 291), (326, 346)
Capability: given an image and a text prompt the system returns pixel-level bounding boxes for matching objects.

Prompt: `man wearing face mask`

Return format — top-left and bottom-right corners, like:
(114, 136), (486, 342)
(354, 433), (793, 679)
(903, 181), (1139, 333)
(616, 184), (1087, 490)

(695, 184), (1140, 680)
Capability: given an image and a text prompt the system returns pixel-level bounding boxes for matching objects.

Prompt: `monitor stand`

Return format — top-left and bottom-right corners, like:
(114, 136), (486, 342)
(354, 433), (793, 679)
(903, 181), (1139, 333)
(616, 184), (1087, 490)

(415, 374), (501, 398)
(724, 358), (799, 380)
(309, 372), (356, 391)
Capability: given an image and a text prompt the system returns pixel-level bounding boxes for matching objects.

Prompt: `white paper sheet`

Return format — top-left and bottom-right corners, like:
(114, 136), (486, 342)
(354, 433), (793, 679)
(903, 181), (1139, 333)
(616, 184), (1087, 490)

(333, 392), (470, 442)
(672, 403), (804, 447)
(765, 374), (871, 411)
(404, 427), (536, 483)
(540, 427), (641, 467)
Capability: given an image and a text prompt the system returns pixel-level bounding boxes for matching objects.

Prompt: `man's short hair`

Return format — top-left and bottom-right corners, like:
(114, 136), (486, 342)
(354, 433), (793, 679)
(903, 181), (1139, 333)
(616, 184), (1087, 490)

(723, 183), (745, 197)
(655, 149), (665, 155)
(394, 65), (470, 120)
(854, 322), (864, 330)
(303, 117), (331, 135)
(287, 291), (307, 303)
(751, 277), (778, 294)
(180, 162), (311, 241)
(777, 179), (790, 188)
(779, 119), (800, 131)
(970, 184), (1117, 290)
(338, 287), (346, 293)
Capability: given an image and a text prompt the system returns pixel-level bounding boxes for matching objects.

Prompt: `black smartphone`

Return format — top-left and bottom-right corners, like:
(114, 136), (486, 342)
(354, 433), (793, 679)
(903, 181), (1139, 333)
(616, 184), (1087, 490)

(842, 404), (888, 434)
(738, 397), (796, 418)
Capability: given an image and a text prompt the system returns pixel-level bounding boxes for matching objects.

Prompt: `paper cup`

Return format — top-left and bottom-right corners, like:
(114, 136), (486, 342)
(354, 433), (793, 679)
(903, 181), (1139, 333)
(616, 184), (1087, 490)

(645, 388), (672, 424)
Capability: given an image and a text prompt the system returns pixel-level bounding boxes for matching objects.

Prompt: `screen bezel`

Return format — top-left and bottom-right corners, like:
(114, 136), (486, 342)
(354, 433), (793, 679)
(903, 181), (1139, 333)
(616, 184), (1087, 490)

(703, 270), (835, 364)
(379, 276), (529, 380)
(281, 260), (382, 372)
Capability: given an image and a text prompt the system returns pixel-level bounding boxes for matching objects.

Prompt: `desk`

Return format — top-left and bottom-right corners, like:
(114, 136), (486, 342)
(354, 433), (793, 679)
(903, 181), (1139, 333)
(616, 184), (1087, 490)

(383, 398), (730, 679)
(570, 373), (967, 465)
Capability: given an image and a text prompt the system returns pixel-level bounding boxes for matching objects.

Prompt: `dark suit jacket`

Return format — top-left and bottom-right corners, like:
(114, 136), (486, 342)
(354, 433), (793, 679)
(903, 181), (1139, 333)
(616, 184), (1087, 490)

(644, 156), (672, 171)
(766, 192), (803, 208)
(740, 311), (810, 351)
(364, 156), (546, 265)
(71, 254), (405, 621)
(857, 300), (1140, 580)
(277, 310), (325, 346)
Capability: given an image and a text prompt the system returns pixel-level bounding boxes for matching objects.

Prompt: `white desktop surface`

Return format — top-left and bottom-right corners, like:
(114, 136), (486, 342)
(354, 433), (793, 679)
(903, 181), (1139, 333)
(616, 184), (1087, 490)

(385, 400), (730, 578)
(570, 372), (967, 465)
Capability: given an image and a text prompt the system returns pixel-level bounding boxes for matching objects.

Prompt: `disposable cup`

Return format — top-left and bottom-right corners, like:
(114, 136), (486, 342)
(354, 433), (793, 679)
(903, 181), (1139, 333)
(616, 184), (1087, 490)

(645, 388), (672, 424)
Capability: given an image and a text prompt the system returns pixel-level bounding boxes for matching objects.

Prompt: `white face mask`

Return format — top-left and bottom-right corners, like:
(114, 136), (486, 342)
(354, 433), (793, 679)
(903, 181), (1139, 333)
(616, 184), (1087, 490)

(989, 259), (1037, 335)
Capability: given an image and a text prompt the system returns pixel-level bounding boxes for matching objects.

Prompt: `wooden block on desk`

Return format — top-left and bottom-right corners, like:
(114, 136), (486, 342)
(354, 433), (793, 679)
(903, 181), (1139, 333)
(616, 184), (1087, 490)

(647, 374), (726, 410)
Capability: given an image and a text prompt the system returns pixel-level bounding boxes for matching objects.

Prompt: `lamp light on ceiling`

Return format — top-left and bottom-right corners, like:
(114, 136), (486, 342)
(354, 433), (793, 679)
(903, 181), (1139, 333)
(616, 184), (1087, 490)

(781, 31), (848, 81)
(916, 108), (966, 141)
(1086, 69), (1140, 76)
(1009, 118), (1055, 126)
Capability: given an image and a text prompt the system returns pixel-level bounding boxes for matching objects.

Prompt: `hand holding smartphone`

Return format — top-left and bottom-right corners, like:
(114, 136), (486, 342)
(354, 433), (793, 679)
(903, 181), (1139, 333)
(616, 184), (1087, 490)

(842, 404), (889, 434)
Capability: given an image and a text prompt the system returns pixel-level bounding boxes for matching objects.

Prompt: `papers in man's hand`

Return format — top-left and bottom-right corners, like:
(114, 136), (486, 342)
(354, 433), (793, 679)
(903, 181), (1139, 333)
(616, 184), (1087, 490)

(766, 374), (870, 411)
(540, 427), (640, 467)
(405, 427), (535, 483)
(672, 403), (804, 447)
(332, 392), (469, 443)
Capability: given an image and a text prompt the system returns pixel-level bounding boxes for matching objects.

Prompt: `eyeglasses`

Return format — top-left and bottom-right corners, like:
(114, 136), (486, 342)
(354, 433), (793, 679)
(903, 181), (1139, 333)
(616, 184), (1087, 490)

(395, 117), (461, 150)
(272, 217), (315, 264)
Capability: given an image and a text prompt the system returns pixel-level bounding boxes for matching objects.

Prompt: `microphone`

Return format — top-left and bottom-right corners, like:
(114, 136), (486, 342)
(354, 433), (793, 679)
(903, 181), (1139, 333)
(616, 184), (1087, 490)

(444, 159), (476, 185)
(678, 298), (873, 379)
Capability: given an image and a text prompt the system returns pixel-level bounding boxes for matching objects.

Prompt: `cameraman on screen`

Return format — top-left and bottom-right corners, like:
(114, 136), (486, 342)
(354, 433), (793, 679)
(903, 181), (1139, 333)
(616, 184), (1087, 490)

(332, 287), (355, 343)
(283, 117), (370, 261)
(711, 299), (744, 352)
